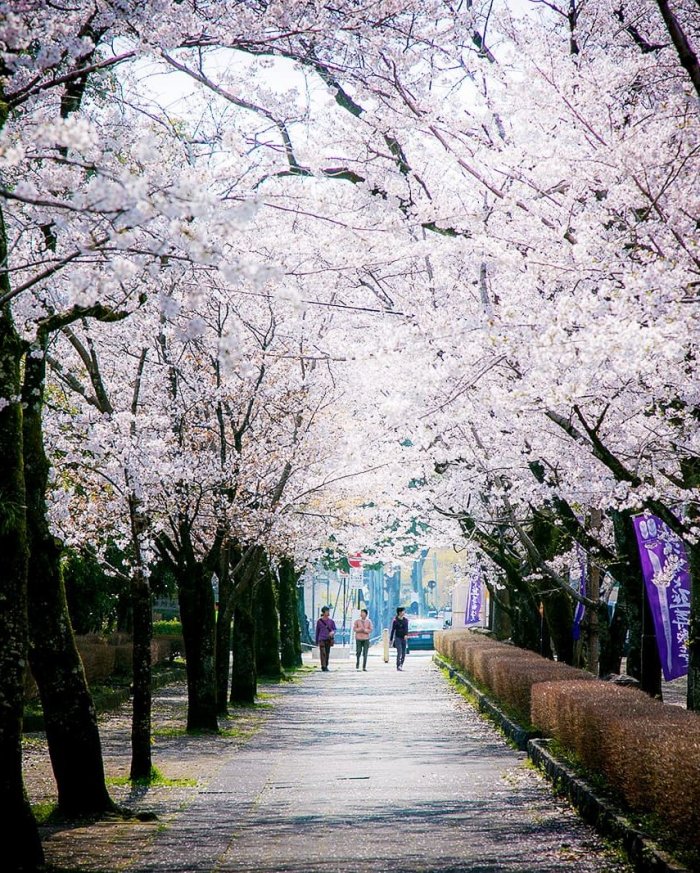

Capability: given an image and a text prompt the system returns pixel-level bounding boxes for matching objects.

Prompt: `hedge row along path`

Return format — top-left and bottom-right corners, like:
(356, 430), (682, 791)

(24, 651), (632, 872)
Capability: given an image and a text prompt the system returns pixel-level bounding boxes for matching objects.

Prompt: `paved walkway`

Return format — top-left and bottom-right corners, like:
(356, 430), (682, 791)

(31, 650), (631, 872)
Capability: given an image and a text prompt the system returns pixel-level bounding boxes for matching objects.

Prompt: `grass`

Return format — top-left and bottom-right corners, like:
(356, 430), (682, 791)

(152, 723), (260, 741)
(218, 724), (260, 740)
(32, 802), (59, 824)
(107, 767), (197, 788)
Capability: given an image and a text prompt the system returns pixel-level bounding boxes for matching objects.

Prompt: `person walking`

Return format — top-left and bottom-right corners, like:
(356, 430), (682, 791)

(315, 606), (337, 672)
(353, 608), (373, 671)
(390, 607), (409, 671)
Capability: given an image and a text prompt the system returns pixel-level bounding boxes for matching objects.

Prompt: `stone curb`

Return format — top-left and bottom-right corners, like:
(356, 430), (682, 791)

(433, 653), (689, 873)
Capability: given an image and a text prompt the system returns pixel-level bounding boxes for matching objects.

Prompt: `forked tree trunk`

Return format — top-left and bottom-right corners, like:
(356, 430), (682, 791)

(0, 301), (44, 870)
(23, 346), (115, 814)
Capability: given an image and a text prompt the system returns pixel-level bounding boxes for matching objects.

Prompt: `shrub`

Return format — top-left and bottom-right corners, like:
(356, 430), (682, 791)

(532, 680), (700, 847)
(439, 629), (700, 852)
(76, 637), (116, 684)
(436, 629), (593, 723)
(153, 619), (183, 636)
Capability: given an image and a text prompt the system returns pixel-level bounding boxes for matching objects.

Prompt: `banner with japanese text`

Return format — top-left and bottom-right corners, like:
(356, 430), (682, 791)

(632, 513), (690, 682)
(464, 572), (483, 626)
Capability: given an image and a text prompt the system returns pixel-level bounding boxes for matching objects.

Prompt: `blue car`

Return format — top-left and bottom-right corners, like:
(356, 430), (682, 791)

(406, 617), (444, 651)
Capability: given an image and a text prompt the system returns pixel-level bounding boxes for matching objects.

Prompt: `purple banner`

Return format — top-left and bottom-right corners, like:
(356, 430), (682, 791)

(632, 513), (690, 682)
(570, 546), (587, 642)
(465, 573), (483, 625)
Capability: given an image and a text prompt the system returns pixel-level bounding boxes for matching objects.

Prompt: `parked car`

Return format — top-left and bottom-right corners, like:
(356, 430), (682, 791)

(406, 617), (444, 651)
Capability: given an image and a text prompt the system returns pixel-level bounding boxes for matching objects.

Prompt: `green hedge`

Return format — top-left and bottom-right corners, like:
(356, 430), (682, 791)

(153, 619), (183, 636)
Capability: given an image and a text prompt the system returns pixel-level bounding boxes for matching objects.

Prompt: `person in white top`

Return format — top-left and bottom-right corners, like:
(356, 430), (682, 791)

(353, 608), (373, 671)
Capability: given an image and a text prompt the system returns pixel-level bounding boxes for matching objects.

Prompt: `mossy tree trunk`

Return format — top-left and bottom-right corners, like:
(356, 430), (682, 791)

(158, 520), (220, 732)
(0, 296), (44, 869)
(255, 557), (281, 679)
(23, 340), (114, 813)
(279, 557), (303, 669)
(231, 547), (263, 705)
(178, 535), (219, 732)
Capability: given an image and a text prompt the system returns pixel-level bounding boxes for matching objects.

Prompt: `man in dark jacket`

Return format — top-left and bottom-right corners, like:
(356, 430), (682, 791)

(390, 607), (409, 671)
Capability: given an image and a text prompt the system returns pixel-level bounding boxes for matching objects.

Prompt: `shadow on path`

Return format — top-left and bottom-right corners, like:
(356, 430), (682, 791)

(133, 652), (630, 873)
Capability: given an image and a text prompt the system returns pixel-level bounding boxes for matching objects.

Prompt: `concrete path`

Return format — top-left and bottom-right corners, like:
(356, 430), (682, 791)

(135, 650), (629, 873)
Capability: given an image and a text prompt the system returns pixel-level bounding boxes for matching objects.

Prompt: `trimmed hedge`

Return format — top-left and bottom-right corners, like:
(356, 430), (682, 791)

(24, 632), (184, 701)
(436, 629), (700, 853)
(435, 629), (594, 723)
(532, 680), (700, 847)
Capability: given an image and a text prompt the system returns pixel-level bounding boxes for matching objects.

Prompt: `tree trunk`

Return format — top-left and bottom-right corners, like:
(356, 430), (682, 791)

(231, 548), (263, 705)
(490, 585), (512, 641)
(178, 556), (218, 732)
(279, 558), (297, 669)
(293, 582), (304, 665)
(598, 600), (627, 677)
(540, 589), (574, 665)
(215, 541), (234, 715)
(129, 564), (152, 780)
(255, 558), (281, 679)
(585, 508), (603, 675)
(231, 599), (257, 704)
(680, 457), (700, 711)
(0, 302), (44, 869)
(279, 557), (303, 669)
(508, 572), (547, 655)
(23, 348), (115, 814)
